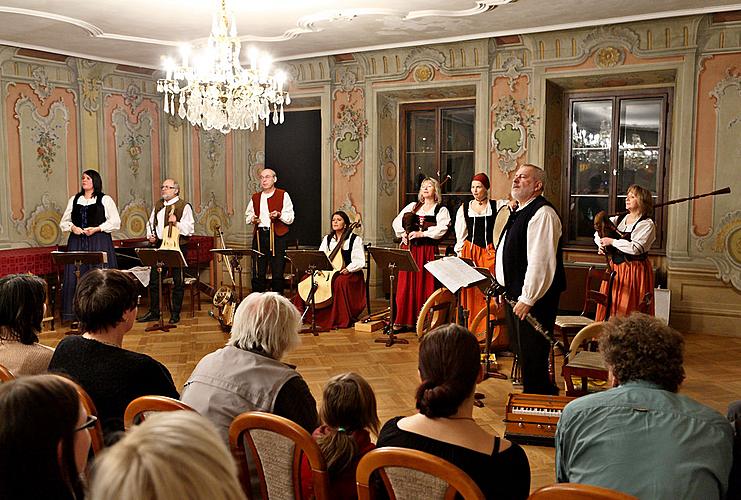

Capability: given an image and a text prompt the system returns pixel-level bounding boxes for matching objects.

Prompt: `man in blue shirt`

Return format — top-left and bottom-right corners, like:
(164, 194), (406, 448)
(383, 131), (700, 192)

(556, 313), (733, 500)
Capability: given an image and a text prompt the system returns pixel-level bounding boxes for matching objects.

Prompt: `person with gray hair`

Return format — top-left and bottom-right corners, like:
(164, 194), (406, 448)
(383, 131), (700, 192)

(88, 411), (246, 500)
(556, 313), (733, 500)
(181, 292), (318, 442)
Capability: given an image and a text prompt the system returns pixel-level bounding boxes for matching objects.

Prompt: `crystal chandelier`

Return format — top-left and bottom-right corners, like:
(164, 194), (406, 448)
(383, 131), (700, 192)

(156, 0), (290, 134)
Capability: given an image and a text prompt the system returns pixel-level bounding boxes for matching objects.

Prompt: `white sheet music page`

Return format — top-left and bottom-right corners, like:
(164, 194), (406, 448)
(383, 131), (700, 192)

(424, 257), (486, 293)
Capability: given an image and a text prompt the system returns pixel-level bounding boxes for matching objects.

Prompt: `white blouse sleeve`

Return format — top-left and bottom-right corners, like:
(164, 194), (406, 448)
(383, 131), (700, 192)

(612, 218), (655, 255)
(177, 204), (195, 237)
(346, 236), (366, 273)
(59, 196), (75, 232)
(519, 206), (561, 306)
(454, 204), (467, 255)
(279, 192), (295, 225)
(423, 206), (451, 240)
(98, 195), (121, 233)
(318, 235), (329, 254)
(392, 202), (416, 237)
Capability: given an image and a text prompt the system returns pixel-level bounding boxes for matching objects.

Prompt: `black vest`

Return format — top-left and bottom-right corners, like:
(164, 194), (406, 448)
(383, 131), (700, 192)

(408, 203), (444, 245)
(501, 196), (566, 322)
(462, 201), (495, 248)
(610, 213), (650, 264)
(71, 194), (106, 228)
(325, 233), (358, 269)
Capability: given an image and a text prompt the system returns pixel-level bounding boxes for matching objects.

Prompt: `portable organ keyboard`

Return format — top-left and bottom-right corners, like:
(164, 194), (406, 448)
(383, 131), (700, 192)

(503, 393), (575, 446)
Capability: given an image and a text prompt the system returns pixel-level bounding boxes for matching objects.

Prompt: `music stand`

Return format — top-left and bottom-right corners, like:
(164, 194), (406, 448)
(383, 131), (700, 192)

(368, 247), (419, 347)
(51, 251), (108, 334)
(210, 248), (251, 302)
(136, 248), (187, 333)
(473, 267), (507, 381)
(286, 250), (333, 336)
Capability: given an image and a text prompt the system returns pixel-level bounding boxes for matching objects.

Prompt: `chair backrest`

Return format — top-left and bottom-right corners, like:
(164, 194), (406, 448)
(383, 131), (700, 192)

(123, 395), (195, 430)
(566, 322), (607, 361)
(229, 411), (329, 500)
(528, 483), (638, 499)
(582, 267), (616, 320)
(637, 291), (653, 314)
(68, 380), (106, 455)
(0, 362), (15, 382)
(356, 447), (485, 500)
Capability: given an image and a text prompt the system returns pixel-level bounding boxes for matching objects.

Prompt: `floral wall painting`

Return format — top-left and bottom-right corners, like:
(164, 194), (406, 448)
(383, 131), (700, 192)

(34, 126), (60, 179)
(119, 133), (146, 177)
(490, 95), (538, 174)
(697, 210), (741, 292)
(331, 103), (368, 178)
(204, 130), (224, 177)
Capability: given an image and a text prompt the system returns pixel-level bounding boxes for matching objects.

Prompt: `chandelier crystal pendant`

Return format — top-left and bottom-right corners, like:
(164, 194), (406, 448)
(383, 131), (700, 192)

(156, 0), (290, 134)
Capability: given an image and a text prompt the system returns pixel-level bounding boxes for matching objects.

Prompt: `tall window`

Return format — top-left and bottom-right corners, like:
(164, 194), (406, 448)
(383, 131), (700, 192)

(564, 89), (671, 248)
(400, 100), (475, 213)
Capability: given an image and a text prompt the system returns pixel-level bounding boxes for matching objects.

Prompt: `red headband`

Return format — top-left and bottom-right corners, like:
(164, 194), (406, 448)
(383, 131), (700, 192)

(472, 173), (490, 190)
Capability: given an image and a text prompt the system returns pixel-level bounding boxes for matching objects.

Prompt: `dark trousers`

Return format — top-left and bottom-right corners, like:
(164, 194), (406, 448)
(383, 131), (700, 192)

(252, 229), (287, 294)
(148, 244), (187, 315)
(505, 299), (559, 395)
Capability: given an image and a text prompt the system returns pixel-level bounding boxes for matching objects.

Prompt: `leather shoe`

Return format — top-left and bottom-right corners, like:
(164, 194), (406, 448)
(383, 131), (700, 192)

(168, 314), (180, 324)
(137, 311), (159, 323)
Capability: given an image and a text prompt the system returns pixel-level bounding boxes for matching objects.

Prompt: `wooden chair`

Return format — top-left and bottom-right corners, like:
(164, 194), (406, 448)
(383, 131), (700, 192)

(123, 395), (195, 430)
(229, 411), (329, 500)
(528, 483), (638, 499)
(562, 322), (609, 397)
(163, 239), (202, 318)
(554, 267), (615, 348)
(0, 363), (15, 382)
(68, 380), (105, 455)
(356, 447), (485, 500)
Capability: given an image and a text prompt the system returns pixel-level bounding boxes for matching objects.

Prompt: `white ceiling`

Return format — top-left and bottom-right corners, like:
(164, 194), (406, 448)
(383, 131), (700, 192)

(0, 0), (739, 69)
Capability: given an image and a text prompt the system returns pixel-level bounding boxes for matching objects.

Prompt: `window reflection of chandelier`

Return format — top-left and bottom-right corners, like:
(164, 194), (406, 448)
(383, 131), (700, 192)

(156, 0), (290, 134)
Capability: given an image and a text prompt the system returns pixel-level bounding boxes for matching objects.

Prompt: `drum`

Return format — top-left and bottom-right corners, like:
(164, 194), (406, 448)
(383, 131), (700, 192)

(492, 205), (511, 249)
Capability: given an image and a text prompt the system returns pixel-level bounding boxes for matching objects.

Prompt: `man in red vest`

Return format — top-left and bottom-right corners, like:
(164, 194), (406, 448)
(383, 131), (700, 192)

(245, 168), (294, 294)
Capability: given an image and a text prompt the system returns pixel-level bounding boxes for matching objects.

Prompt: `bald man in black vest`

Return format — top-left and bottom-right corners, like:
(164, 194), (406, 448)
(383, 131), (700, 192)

(495, 164), (565, 395)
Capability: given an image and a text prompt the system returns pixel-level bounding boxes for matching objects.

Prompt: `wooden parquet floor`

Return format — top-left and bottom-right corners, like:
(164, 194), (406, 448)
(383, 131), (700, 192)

(38, 299), (741, 493)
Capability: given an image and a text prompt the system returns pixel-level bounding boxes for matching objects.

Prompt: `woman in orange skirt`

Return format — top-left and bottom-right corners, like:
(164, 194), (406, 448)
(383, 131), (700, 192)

(595, 184), (656, 320)
(454, 173), (508, 328)
(392, 177), (451, 330)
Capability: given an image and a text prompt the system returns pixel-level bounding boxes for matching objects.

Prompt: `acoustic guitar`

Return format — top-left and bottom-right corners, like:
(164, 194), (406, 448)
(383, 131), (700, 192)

(297, 220), (361, 309)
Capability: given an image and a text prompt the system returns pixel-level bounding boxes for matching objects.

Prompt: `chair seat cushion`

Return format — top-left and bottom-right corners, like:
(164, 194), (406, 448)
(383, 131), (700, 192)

(568, 351), (606, 370)
(555, 316), (594, 328)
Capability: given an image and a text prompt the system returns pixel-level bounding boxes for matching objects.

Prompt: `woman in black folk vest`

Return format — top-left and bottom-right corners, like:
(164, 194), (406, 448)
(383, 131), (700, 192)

(594, 184), (656, 319)
(391, 177), (450, 329)
(294, 211), (366, 330)
(59, 169), (120, 321)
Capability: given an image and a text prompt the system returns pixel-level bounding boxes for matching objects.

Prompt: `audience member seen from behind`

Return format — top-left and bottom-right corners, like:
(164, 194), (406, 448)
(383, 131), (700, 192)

(182, 291), (318, 442)
(556, 313), (733, 500)
(727, 400), (741, 500)
(0, 374), (92, 500)
(300, 372), (380, 500)
(0, 274), (55, 376)
(49, 269), (178, 443)
(376, 324), (531, 499)
(88, 411), (246, 500)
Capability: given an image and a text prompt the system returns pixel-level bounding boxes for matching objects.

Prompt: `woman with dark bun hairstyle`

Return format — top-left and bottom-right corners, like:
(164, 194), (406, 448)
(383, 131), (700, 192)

(376, 324), (530, 499)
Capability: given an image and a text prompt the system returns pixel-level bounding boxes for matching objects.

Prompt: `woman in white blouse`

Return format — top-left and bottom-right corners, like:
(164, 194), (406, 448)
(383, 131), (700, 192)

(454, 173), (508, 327)
(59, 169), (121, 321)
(391, 177), (450, 329)
(294, 211), (366, 330)
(595, 184), (656, 318)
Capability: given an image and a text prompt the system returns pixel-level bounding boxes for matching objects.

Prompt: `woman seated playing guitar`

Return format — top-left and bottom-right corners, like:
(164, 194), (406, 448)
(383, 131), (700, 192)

(294, 211), (366, 330)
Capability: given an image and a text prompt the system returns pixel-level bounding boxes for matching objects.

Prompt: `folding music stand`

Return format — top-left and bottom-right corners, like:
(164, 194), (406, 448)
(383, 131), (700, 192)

(210, 248), (251, 302)
(368, 247), (419, 347)
(473, 267), (507, 381)
(286, 249), (333, 336)
(136, 248), (187, 333)
(51, 251), (108, 334)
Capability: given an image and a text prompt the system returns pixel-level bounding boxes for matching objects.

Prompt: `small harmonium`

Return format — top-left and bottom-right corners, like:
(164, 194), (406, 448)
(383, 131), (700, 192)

(503, 393), (575, 447)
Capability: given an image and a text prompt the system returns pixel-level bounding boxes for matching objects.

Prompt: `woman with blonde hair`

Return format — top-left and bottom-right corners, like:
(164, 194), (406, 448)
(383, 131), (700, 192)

(88, 411), (245, 500)
(392, 177), (451, 330)
(595, 184), (656, 318)
(300, 372), (380, 499)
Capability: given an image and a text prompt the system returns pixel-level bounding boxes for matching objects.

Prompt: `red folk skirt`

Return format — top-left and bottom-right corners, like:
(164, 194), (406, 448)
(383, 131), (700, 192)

(459, 240), (496, 329)
(394, 241), (438, 327)
(293, 271), (366, 330)
(596, 257), (654, 320)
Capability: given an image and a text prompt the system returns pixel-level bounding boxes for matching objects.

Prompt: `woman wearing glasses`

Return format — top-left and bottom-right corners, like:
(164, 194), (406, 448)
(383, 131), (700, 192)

(59, 169), (121, 322)
(0, 374), (94, 500)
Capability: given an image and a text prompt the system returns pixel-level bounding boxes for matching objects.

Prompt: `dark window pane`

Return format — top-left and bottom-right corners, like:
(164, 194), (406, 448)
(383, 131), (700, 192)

(407, 111), (436, 153)
(406, 152), (436, 194)
(441, 152), (474, 194)
(442, 108), (475, 152)
(617, 99), (662, 195)
(569, 196), (609, 240)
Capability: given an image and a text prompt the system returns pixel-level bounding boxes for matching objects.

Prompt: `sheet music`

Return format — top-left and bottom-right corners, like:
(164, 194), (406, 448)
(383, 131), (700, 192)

(122, 266), (151, 287)
(424, 256), (486, 293)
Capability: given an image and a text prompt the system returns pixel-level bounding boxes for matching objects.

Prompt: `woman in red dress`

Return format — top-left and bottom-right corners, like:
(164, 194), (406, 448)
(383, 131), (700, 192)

(294, 211), (366, 330)
(595, 184), (656, 319)
(392, 177), (451, 330)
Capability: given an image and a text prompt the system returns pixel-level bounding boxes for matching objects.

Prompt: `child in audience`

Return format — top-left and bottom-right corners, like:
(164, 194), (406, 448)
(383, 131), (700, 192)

(0, 374), (92, 500)
(300, 372), (380, 499)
